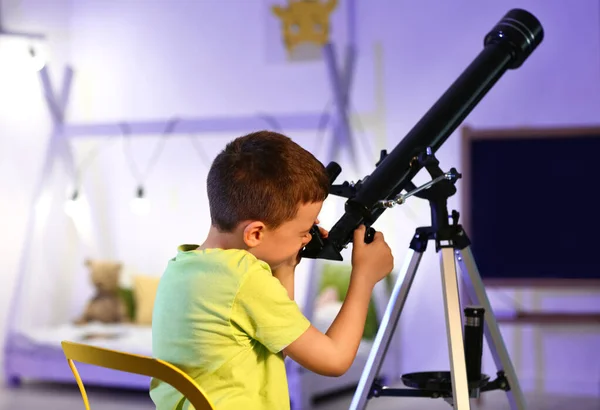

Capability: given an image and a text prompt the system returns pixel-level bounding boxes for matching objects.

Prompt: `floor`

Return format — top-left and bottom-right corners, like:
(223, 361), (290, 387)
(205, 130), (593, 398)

(1, 382), (599, 410)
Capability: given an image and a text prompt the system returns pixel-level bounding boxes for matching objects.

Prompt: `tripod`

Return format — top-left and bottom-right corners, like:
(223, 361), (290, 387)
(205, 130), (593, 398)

(349, 150), (526, 409)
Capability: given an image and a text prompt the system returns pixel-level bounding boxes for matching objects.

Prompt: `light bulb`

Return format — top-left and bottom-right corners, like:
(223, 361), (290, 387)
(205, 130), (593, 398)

(130, 186), (151, 216)
(64, 189), (81, 218)
(28, 45), (46, 72)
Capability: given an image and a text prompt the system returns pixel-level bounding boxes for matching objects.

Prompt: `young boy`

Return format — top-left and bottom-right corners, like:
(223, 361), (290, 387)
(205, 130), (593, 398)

(150, 131), (394, 410)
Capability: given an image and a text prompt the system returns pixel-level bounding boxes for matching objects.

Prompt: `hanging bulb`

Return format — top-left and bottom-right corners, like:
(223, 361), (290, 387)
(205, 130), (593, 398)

(130, 185), (151, 216)
(64, 189), (81, 218)
(28, 44), (46, 72)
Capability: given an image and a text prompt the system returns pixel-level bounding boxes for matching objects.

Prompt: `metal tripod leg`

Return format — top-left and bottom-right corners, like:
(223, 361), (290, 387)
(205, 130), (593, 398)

(439, 247), (471, 409)
(455, 246), (527, 410)
(349, 249), (424, 410)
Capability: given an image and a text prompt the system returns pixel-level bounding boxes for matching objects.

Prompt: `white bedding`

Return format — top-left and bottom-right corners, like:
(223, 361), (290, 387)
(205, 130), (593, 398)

(19, 322), (153, 355)
(17, 302), (374, 357)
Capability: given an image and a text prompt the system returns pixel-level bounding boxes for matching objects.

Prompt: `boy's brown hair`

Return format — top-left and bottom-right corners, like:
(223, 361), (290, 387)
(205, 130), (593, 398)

(207, 130), (330, 232)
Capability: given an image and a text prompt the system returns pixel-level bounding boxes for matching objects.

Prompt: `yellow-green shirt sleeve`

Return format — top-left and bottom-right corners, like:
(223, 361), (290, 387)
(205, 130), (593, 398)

(232, 264), (311, 354)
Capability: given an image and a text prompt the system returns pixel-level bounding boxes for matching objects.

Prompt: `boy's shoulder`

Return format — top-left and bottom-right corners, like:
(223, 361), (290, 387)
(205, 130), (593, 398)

(171, 245), (271, 278)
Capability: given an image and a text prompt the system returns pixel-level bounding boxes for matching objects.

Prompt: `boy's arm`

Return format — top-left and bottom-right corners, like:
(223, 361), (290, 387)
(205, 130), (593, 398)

(282, 270), (373, 376)
(283, 225), (393, 377)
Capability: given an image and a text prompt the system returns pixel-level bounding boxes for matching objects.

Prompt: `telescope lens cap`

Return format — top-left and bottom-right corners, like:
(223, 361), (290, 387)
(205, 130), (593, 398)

(484, 8), (544, 69)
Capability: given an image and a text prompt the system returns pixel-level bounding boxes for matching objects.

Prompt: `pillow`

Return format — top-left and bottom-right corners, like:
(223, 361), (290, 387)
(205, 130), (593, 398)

(132, 274), (161, 325)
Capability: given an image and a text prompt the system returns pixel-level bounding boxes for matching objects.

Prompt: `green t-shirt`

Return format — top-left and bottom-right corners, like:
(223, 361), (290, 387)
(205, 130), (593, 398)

(150, 245), (311, 410)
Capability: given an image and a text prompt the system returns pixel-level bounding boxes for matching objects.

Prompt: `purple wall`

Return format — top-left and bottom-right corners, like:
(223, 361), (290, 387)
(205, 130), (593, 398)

(1, 0), (599, 398)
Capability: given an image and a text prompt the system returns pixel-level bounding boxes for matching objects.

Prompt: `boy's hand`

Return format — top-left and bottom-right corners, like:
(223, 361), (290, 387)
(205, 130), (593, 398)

(351, 225), (394, 286)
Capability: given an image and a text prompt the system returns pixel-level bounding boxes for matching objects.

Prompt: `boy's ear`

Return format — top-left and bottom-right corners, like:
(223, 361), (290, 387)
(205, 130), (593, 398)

(242, 221), (266, 248)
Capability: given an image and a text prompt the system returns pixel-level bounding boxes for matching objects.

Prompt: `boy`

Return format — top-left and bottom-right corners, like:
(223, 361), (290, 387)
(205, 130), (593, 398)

(150, 131), (394, 410)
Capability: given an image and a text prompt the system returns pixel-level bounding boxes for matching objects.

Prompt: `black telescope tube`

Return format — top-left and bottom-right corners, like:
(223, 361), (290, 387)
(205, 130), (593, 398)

(316, 9), (543, 260)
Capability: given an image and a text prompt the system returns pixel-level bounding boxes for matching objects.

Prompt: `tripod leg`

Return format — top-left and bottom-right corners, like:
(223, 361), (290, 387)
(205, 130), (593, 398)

(349, 249), (424, 410)
(440, 247), (471, 410)
(455, 247), (527, 410)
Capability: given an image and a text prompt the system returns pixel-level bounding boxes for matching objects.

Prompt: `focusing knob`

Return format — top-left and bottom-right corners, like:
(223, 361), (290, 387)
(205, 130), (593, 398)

(365, 227), (376, 244)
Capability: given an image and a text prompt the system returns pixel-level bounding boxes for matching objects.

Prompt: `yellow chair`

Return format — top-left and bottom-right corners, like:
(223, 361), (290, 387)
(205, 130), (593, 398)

(61, 340), (214, 410)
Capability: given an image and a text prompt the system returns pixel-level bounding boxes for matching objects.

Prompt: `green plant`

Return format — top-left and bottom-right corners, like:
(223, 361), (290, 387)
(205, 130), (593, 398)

(318, 263), (394, 340)
(118, 287), (136, 321)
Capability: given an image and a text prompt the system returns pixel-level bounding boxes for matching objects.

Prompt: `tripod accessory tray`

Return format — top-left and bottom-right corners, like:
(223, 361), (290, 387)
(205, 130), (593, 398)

(402, 371), (490, 393)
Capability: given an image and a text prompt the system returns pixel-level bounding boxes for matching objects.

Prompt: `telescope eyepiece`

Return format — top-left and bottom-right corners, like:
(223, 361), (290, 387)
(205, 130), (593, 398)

(325, 161), (342, 185)
(484, 8), (544, 69)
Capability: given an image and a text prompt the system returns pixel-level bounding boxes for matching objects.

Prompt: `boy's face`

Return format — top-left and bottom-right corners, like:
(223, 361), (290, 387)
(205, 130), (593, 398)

(246, 201), (324, 270)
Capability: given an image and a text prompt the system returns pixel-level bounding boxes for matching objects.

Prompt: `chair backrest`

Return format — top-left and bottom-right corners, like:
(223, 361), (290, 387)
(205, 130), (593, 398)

(61, 340), (214, 410)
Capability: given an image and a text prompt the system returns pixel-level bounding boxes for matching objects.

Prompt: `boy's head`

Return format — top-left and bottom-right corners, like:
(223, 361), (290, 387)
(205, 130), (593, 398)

(207, 130), (330, 269)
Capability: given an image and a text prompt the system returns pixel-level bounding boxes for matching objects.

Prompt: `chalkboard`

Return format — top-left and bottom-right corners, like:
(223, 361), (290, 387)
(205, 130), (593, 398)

(460, 126), (600, 285)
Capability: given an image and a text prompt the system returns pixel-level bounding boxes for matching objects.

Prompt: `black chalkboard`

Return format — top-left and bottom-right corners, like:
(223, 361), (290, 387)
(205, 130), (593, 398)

(461, 126), (600, 282)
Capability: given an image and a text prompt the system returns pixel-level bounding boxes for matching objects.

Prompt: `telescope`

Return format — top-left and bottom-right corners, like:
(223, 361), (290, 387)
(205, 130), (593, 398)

(301, 8), (544, 261)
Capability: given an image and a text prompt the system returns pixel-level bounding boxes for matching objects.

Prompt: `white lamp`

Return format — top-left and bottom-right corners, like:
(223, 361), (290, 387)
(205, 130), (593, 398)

(27, 44), (46, 72)
(64, 189), (82, 218)
(130, 186), (151, 216)
(0, 9), (46, 72)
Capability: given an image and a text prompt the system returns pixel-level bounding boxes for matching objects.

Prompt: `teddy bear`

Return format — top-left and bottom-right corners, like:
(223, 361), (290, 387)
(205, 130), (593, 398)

(74, 259), (130, 325)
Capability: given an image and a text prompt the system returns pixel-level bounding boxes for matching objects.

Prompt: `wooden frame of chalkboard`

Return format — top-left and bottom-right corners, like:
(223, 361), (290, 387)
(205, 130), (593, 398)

(460, 124), (600, 289)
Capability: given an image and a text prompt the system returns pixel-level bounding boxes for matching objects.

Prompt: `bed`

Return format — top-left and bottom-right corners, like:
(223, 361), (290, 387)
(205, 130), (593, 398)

(5, 323), (154, 389)
(5, 308), (398, 409)
(4, 260), (400, 410)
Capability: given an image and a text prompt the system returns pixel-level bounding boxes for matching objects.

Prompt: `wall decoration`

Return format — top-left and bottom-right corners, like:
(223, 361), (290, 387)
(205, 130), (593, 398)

(270, 0), (338, 62)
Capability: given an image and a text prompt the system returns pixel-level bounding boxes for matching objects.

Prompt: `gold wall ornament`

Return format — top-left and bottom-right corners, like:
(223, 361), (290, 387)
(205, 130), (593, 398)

(272, 0), (338, 61)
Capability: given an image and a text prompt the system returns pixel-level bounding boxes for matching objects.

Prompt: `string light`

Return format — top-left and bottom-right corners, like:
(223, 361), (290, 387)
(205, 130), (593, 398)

(0, 10), (46, 72)
(121, 118), (178, 216)
(28, 44), (46, 72)
(130, 185), (151, 216)
(64, 189), (81, 218)
(63, 138), (116, 217)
